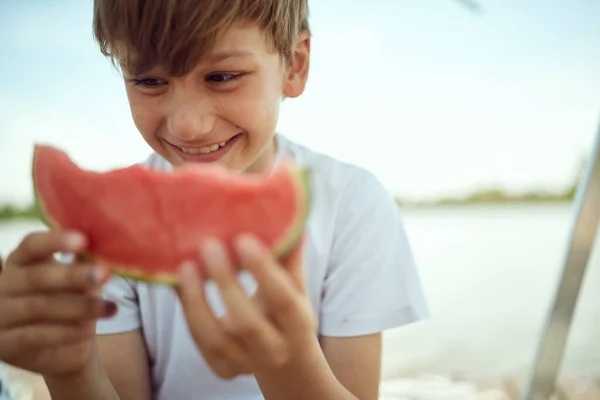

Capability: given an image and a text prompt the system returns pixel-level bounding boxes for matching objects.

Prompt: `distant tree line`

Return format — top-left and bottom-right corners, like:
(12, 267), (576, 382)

(396, 183), (576, 208)
(396, 161), (582, 208)
(0, 204), (39, 220)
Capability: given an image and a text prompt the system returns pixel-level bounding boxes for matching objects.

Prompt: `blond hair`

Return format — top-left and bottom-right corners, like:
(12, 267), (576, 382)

(93, 0), (310, 76)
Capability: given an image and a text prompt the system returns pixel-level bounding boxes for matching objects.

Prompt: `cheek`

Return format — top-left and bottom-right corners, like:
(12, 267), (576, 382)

(220, 78), (281, 133)
(126, 91), (162, 136)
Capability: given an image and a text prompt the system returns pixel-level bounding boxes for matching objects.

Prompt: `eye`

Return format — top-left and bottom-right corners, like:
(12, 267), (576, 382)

(205, 73), (244, 84)
(132, 78), (167, 88)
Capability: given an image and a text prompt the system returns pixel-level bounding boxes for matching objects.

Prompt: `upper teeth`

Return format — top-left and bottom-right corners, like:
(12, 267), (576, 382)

(180, 141), (227, 155)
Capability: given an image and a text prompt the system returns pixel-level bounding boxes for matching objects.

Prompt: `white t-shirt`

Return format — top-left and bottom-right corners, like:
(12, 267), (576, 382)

(96, 134), (429, 400)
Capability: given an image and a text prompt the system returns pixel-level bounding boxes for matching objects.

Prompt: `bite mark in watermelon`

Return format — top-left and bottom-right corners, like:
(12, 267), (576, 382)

(31, 144), (311, 285)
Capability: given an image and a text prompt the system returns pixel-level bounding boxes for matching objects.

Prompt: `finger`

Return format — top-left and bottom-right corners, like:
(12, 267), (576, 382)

(201, 238), (286, 358)
(0, 294), (117, 329)
(235, 234), (308, 329)
(7, 230), (87, 266)
(207, 356), (250, 380)
(0, 322), (95, 360)
(176, 260), (247, 365)
(5, 262), (109, 296)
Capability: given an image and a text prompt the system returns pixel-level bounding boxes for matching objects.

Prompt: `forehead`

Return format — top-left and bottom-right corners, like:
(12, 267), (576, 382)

(204, 23), (274, 61)
(214, 23), (271, 50)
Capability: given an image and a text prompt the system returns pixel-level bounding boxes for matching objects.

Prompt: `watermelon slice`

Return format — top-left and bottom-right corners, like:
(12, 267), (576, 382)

(31, 144), (311, 285)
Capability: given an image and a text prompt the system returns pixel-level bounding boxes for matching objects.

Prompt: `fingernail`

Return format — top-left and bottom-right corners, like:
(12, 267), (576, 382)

(180, 261), (198, 281)
(86, 266), (106, 284)
(104, 301), (117, 316)
(200, 238), (227, 269)
(65, 232), (85, 248)
(236, 234), (263, 260)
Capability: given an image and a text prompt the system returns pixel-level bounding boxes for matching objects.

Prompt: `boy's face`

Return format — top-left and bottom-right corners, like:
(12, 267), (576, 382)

(122, 23), (310, 173)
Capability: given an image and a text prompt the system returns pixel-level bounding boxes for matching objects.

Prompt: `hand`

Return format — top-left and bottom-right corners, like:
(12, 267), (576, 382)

(176, 233), (316, 379)
(0, 230), (116, 378)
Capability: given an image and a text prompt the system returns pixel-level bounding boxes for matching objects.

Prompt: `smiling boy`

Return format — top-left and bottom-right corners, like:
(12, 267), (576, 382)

(0, 1), (429, 399)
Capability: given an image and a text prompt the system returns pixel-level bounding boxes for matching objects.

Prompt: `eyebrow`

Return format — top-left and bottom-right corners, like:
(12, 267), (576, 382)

(120, 49), (256, 78)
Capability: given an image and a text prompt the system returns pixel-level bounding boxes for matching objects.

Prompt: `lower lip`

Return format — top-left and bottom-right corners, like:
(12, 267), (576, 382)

(170, 134), (241, 163)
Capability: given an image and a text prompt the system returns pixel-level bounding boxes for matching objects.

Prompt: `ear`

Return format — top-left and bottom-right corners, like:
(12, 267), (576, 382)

(282, 31), (311, 99)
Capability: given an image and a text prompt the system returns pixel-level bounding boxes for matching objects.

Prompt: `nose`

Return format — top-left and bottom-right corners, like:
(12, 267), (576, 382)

(166, 91), (217, 142)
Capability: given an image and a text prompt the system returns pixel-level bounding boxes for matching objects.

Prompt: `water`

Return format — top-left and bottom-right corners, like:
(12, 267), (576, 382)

(381, 203), (600, 381)
(1, 204), (598, 396)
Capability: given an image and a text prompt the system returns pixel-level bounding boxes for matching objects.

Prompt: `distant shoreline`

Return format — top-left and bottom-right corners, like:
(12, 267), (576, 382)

(397, 197), (573, 210)
(396, 182), (576, 209)
(396, 189), (575, 209)
(0, 204), (39, 221)
(0, 186), (576, 221)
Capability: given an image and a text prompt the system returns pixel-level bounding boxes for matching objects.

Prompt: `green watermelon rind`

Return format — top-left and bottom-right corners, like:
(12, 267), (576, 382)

(32, 144), (59, 229)
(32, 144), (311, 285)
(271, 166), (311, 258)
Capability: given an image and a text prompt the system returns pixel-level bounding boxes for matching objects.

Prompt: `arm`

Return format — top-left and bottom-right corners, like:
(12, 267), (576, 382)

(45, 274), (152, 400)
(96, 330), (152, 400)
(94, 275), (153, 400)
(320, 334), (382, 400)
(254, 334), (381, 400)
(43, 342), (121, 400)
(43, 330), (151, 400)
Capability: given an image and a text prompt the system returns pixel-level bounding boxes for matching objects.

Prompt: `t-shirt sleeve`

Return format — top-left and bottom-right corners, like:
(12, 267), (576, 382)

(319, 168), (430, 337)
(96, 275), (142, 335)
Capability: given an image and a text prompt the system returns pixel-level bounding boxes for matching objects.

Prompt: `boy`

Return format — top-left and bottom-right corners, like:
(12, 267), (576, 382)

(0, 1), (429, 399)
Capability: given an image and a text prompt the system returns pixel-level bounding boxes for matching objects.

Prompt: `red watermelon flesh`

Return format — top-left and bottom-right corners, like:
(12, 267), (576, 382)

(32, 144), (310, 284)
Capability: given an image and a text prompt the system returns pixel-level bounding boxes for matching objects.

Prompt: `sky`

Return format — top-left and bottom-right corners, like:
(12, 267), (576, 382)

(1, 0), (599, 205)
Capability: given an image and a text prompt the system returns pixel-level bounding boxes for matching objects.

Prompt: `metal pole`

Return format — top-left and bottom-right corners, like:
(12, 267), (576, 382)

(521, 121), (600, 400)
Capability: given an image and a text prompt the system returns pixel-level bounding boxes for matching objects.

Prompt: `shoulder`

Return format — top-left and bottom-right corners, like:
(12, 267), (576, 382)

(278, 134), (398, 222)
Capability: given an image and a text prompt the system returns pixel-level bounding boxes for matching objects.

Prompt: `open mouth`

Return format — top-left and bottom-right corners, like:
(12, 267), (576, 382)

(169, 133), (241, 162)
